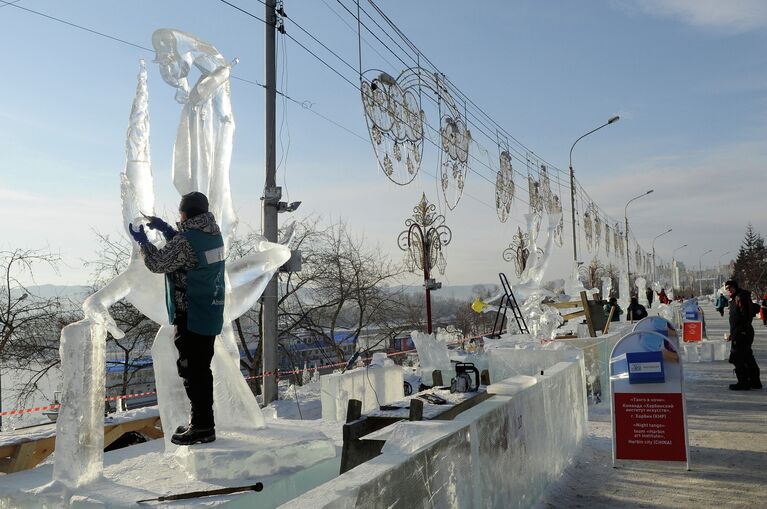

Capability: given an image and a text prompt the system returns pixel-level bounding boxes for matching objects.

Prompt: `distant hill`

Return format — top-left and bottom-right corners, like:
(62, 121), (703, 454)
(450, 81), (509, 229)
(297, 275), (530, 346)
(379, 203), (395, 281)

(22, 284), (91, 302)
(393, 284), (500, 302)
(16, 283), (500, 305)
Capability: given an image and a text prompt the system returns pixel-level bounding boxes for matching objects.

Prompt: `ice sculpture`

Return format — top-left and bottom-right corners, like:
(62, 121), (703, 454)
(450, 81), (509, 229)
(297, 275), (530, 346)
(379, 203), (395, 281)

(53, 31), (290, 489)
(601, 276), (613, 301)
(618, 269), (630, 310)
(411, 330), (453, 385)
(490, 212), (562, 339)
(635, 277), (648, 307)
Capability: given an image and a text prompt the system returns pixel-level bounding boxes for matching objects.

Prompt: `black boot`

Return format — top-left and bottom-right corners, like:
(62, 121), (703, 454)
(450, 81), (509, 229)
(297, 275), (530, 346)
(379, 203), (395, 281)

(730, 367), (751, 390)
(175, 423), (190, 435)
(171, 425), (216, 445)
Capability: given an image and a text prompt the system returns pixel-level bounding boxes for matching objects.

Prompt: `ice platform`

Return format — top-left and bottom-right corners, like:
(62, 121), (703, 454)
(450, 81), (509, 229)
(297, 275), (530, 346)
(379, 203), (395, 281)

(173, 423), (336, 483)
(0, 421), (338, 508)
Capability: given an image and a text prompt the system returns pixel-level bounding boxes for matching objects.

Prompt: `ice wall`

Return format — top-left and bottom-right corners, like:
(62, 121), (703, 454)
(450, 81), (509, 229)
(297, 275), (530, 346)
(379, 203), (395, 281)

(281, 359), (587, 509)
(488, 346), (581, 382)
(320, 365), (404, 421)
(411, 331), (453, 385)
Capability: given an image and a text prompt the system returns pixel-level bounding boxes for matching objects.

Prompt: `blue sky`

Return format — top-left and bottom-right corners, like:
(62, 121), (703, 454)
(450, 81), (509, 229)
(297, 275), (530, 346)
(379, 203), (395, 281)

(1, 0), (765, 286)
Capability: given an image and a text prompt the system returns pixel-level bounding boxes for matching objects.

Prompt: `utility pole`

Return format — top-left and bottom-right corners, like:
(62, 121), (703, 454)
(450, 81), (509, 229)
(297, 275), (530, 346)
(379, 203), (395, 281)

(262, 0), (279, 404)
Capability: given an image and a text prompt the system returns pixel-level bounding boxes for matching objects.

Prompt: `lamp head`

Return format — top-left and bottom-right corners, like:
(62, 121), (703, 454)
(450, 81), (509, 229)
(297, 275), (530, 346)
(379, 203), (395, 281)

(646, 189), (654, 195)
(608, 115), (620, 124)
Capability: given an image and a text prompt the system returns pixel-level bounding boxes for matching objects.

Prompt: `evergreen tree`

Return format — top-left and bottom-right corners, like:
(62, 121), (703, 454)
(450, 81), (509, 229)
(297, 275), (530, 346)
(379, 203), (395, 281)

(731, 223), (767, 293)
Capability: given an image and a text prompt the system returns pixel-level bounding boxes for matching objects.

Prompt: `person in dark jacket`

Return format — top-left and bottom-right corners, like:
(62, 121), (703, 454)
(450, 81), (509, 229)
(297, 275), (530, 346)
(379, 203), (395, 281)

(760, 293), (767, 326)
(724, 280), (762, 390)
(646, 287), (654, 308)
(715, 291), (728, 317)
(627, 297), (648, 321)
(129, 191), (226, 444)
(604, 297), (622, 322)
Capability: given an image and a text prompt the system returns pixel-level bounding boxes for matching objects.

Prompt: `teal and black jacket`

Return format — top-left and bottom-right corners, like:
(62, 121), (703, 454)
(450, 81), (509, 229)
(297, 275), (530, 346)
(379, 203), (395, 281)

(141, 212), (226, 336)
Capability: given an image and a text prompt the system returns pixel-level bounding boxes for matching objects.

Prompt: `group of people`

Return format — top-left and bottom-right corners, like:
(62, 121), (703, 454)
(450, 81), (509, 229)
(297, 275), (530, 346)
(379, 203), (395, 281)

(603, 287), (671, 323)
(600, 281), (762, 391)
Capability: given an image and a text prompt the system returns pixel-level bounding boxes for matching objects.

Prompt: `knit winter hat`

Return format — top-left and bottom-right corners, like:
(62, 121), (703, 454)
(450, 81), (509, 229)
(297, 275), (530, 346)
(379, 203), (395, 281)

(179, 191), (209, 218)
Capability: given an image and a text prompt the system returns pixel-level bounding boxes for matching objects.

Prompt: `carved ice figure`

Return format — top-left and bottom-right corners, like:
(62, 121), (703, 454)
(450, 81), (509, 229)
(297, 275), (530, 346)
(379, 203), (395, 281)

(53, 30), (290, 489)
(488, 211), (561, 338)
(636, 277), (648, 307)
(601, 276), (613, 300)
(618, 269), (630, 311)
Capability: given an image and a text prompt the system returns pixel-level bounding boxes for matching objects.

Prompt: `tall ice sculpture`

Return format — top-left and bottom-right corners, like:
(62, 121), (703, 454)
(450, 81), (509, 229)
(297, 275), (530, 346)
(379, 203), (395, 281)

(53, 30), (291, 488)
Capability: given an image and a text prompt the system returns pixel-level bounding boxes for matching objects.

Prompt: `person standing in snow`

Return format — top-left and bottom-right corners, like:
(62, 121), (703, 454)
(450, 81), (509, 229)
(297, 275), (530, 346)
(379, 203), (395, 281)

(627, 296), (648, 321)
(724, 280), (762, 390)
(129, 191), (225, 445)
(646, 287), (654, 308)
(604, 297), (622, 322)
(715, 291), (728, 317)
(760, 293), (767, 326)
(658, 288), (670, 305)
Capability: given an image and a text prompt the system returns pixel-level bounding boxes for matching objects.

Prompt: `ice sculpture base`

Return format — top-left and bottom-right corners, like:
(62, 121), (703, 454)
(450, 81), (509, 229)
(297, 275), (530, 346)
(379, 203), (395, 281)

(172, 424), (337, 483)
(0, 422), (338, 509)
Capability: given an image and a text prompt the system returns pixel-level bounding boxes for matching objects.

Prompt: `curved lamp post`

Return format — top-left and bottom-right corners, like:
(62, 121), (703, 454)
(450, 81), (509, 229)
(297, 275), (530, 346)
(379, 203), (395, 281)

(398, 193), (452, 334)
(624, 189), (654, 281)
(699, 249), (713, 296)
(568, 115), (620, 263)
(651, 228), (672, 283)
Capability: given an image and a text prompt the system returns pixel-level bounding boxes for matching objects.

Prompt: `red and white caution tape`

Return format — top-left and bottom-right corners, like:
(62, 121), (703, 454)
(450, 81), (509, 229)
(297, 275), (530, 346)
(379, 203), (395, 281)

(2, 330), (499, 417)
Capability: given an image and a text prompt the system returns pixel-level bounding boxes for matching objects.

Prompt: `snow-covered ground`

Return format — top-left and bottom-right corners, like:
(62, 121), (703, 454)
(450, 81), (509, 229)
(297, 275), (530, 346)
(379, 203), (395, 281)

(533, 301), (767, 509)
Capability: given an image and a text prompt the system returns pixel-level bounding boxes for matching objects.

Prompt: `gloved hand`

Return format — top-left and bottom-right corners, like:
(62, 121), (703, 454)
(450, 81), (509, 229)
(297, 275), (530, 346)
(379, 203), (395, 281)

(129, 223), (149, 246)
(145, 216), (177, 240)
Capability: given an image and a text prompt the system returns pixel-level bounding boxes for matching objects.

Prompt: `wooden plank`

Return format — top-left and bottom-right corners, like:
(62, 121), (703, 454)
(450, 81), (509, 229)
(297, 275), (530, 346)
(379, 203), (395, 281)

(0, 443), (18, 459)
(548, 301), (582, 309)
(103, 423), (128, 449)
(25, 438), (55, 471)
(432, 392), (492, 421)
(603, 306), (616, 334)
(7, 441), (38, 473)
(138, 420), (164, 440)
(581, 291), (597, 338)
(562, 310), (586, 321)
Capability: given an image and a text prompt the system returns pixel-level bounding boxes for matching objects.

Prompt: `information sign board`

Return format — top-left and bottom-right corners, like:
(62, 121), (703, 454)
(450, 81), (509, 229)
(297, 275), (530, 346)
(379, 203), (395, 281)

(611, 318), (690, 469)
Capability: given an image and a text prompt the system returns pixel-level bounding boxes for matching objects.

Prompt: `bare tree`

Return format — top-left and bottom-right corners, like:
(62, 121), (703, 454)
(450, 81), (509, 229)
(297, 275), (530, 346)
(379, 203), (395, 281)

(0, 249), (66, 427)
(284, 221), (411, 363)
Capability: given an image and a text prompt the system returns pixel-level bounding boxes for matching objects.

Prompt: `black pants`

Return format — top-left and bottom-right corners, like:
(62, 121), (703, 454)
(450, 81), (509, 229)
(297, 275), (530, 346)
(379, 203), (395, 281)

(729, 336), (761, 385)
(174, 320), (216, 428)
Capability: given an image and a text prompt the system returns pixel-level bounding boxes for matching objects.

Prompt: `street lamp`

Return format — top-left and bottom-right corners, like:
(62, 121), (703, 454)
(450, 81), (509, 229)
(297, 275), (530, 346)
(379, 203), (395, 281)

(699, 249), (713, 296)
(672, 244), (687, 291)
(398, 193), (452, 334)
(717, 251), (731, 288)
(651, 228), (672, 284)
(568, 115), (620, 263)
(624, 189), (654, 284)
